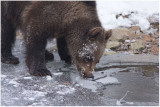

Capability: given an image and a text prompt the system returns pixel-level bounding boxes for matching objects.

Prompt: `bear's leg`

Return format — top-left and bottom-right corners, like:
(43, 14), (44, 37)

(25, 36), (52, 77)
(45, 50), (54, 61)
(1, 18), (19, 64)
(57, 37), (71, 64)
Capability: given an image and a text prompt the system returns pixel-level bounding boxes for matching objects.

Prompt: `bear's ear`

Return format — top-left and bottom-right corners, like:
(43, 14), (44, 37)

(87, 27), (104, 41)
(105, 29), (112, 40)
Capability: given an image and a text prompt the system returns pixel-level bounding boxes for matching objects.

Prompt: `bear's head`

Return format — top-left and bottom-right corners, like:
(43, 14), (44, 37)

(74, 27), (112, 79)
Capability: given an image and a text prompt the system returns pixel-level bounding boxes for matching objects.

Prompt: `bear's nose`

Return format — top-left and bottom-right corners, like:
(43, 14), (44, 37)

(87, 73), (94, 79)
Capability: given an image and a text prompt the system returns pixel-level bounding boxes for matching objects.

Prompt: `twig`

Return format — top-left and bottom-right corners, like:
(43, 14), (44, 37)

(116, 91), (132, 106)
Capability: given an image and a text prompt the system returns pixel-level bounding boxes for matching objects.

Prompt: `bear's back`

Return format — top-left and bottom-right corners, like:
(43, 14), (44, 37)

(2, 1), (30, 28)
(22, 1), (98, 28)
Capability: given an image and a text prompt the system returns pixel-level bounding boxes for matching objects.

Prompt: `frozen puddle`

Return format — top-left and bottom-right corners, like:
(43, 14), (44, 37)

(2, 62), (158, 106)
(101, 66), (159, 106)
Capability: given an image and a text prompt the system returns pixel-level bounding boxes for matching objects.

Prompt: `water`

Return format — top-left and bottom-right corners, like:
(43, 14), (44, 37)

(101, 66), (159, 106)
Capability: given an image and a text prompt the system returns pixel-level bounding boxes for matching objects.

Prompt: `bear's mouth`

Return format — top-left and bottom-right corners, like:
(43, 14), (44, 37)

(79, 67), (94, 79)
(83, 73), (94, 79)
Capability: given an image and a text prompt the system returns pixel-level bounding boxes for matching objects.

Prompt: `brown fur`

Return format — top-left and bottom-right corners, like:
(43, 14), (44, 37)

(1, 1), (112, 78)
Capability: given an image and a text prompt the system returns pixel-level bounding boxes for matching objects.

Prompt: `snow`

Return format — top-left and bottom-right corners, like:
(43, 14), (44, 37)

(53, 72), (63, 76)
(24, 77), (32, 79)
(96, 1), (159, 31)
(57, 87), (76, 95)
(78, 42), (98, 60)
(9, 79), (19, 87)
(22, 90), (46, 97)
(46, 76), (52, 80)
(1, 75), (7, 78)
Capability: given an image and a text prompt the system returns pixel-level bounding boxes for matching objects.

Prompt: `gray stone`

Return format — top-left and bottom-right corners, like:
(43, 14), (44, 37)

(109, 28), (130, 41)
(130, 39), (145, 50)
(106, 28), (131, 49)
(106, 41), (120, 49)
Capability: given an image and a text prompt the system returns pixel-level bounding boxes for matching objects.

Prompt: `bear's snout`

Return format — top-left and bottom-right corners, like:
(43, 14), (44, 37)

(84, 73), (94, 79)
(77, 64), (95, 79)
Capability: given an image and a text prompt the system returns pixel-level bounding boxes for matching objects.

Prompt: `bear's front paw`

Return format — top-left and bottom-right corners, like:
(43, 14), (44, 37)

(1, 56), (19, 64)
(29, 68), (52, 77)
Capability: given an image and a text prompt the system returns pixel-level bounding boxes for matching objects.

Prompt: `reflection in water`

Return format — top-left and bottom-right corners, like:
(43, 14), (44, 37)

(116, 65), (159, 77)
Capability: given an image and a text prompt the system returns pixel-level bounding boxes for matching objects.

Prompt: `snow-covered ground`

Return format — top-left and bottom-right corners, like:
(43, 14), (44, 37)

(97, 1), (159, 31)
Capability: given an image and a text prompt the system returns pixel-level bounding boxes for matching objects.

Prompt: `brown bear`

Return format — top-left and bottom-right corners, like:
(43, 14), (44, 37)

(1, 1), (112, 78)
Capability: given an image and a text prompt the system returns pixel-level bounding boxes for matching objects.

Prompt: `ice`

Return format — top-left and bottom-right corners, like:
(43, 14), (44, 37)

(75, 76), (98, 92)
(12, 98), (19, 100)
(70, 68), (124, 92)
(96, 77), (120, 85)
(126, 102), (134, 105)
(57, 87), (76, 95)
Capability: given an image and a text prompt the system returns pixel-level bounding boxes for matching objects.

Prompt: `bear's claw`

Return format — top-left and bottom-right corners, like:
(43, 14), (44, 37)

(1, 56), (19, 64)
(30, 69), (52, 77)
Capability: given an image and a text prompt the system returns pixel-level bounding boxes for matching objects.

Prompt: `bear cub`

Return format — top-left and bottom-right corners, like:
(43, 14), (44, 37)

(1, 1), (112, 78)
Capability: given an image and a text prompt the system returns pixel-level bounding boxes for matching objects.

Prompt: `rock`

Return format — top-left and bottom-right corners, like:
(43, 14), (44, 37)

(150, 22), (159, 31)
(145, 44), (151, 49)
(154, 32), (159, 37)
(109, 28), (131, 41)
(133, 49), (139, 54)
(104, 49), (116, 56)
(154, 34), (159, 39)
(116, 14), (122, 19)
(106, 41), (120, 49)
(106, 28), (131, 49)
(117, 42), (130, 51)
(130, 39), (145, 50)
(116, 12), (135, 19)
(136, 32), (144, 37)
(129, 26), (141, 34)
(142, 49), (148, 53)
(131, 39), (136, 43)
